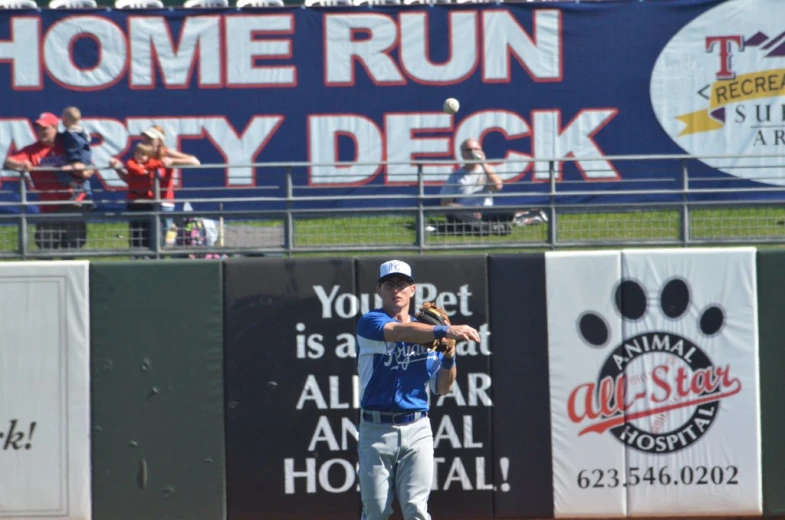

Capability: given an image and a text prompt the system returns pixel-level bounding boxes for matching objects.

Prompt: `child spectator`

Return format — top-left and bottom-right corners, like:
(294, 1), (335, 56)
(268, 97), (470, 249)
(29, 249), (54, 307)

(110, 143), (173, 250)
(59, 106), (93, 205)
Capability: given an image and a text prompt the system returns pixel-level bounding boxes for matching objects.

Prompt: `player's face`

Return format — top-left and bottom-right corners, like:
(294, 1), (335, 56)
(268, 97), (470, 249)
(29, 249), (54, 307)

(378, 276), (415, 310)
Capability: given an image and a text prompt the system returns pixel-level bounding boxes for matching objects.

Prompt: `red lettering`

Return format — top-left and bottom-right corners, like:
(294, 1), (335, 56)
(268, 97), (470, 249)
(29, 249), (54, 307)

(650, 365), (671, 403)
(567, 382), (598, 423)
(715, 365), (742, 393)
(690, 369), (706, 395)
(675, 366), (690, 398)
(568, 363), (742, 426)
(616, 374), (634, 412)
(599, 375), (616, 417)
(706, 35), (743, 80)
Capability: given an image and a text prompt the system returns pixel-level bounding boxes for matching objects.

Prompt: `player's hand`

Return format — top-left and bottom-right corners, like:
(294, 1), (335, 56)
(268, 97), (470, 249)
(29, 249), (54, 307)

(440, 339), (457, 358)
(447, 324), (480, 343)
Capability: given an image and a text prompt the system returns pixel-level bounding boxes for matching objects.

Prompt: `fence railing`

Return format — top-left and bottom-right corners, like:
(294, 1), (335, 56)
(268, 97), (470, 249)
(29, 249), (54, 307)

(1, 153), (785, 259)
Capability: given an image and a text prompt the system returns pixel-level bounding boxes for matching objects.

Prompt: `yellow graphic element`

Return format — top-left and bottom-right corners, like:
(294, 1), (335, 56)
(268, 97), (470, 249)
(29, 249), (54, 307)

(676, 109), (724, 136)
(676, 68), (785, 136)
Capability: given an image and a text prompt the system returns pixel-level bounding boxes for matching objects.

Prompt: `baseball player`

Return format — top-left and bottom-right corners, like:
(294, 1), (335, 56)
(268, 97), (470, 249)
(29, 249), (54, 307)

(355, 260), (481, 520)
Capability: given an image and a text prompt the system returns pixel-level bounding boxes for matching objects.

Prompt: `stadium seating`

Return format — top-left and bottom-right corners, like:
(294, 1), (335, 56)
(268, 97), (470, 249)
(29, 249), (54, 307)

(184, 0), (228, 6)
(0, 0), (38, 7)
(114, 0), (164, 7)
(49, 0), (97, 7)
(236, 0), (284, 6)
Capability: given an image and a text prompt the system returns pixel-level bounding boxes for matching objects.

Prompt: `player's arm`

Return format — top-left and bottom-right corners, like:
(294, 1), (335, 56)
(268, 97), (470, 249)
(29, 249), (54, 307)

(436, 348), (457, 395)
(383, 321), (480, 344)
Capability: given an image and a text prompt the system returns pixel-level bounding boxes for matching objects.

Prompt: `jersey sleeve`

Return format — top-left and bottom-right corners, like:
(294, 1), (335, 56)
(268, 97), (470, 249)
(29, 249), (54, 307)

(428, 352), (444, 395)
(6, 145), (33, 163)
(356, 311), (391, 342)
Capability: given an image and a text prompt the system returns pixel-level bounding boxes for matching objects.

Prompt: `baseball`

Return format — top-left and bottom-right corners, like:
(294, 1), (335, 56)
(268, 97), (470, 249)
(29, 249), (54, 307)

(443, 98), (460, 115)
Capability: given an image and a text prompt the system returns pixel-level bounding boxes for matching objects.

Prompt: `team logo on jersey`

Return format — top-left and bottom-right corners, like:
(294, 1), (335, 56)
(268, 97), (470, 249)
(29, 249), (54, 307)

(383, 343), (432, 371)
(566, 278), (742, 454)
(650, 0), (785, 185)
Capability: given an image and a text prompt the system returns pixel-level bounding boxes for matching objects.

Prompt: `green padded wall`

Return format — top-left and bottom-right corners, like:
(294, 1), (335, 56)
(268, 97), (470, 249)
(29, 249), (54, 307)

(757, 250), (785, 515)
(90, 262), (225, 520)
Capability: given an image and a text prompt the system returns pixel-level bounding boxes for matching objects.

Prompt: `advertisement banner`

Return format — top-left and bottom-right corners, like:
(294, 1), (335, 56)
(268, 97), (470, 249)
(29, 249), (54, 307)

(651, 0), (785, 187)
(5, 0), (781, 215)
(546, 248), (761, 517)
(620, 249), (761, 515)
(223, 258), (359, 520)
(546, 251), (625, 517)
(0, 262), (90, 520)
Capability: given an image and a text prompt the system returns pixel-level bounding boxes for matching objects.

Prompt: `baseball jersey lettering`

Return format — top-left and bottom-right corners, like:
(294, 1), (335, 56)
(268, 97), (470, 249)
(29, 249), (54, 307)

(356, 309), (443, 413)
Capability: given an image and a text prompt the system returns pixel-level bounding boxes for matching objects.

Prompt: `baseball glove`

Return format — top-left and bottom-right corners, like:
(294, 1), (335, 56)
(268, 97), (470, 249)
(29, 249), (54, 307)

(415, 301), (456, 353)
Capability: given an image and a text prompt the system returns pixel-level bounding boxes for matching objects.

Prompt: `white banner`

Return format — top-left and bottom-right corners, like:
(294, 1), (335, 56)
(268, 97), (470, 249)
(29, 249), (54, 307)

(546, 248), (761, 517)
(620, 248), (760, 515)
(0, 262), (91, 520)
(547, 251), (625, 517)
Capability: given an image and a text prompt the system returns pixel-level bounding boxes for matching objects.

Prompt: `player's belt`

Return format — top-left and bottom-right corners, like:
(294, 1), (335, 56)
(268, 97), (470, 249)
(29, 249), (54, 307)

(361, 410), (428, 426)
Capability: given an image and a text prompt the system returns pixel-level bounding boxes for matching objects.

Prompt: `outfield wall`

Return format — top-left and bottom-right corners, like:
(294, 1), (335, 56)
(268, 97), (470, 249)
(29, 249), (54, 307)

(2, 249), (784, 519)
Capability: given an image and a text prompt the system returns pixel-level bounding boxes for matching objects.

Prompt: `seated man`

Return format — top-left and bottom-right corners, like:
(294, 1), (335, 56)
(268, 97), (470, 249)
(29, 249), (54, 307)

(434, 138), (545, 236)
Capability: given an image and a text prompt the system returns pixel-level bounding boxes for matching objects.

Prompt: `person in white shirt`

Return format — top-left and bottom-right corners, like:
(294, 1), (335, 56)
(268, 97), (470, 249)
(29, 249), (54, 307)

(435, 138), (545, 235)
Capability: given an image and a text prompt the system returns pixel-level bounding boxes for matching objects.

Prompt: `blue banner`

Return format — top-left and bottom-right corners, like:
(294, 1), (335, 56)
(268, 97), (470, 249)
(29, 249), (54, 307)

(1, 0), (782, 213)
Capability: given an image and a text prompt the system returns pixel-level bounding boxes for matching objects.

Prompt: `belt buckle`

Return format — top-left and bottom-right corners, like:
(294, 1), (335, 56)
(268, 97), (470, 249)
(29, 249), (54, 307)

(392, 412), (410, 425)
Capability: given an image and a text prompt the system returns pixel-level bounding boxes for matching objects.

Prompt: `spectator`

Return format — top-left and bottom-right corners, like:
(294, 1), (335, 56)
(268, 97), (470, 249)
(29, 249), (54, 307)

(433, 138), (546, 236)
(59, 106), (93, 206)
(140, 125), (200, 238)
(110, 136), (199, 252)
(2, 112), (94, 250)
(110, 143), (172, 251)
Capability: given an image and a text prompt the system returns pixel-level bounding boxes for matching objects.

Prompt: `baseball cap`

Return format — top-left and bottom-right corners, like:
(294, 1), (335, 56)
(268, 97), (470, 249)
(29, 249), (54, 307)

(142, 126), (165, 141)
(34, 112), (59, 128)
(378, 260), (414, 283)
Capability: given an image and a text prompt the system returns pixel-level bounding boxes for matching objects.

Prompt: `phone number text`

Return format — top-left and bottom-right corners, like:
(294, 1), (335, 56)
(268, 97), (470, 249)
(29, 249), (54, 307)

(577, 466), (739, 489)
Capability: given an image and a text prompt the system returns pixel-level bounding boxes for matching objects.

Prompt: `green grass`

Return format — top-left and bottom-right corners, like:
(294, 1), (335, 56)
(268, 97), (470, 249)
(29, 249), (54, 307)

(2, 206), (785, 260)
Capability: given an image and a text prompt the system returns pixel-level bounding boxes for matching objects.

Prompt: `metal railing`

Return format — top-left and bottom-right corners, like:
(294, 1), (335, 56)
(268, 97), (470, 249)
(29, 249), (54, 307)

(1, 153), (785, 259)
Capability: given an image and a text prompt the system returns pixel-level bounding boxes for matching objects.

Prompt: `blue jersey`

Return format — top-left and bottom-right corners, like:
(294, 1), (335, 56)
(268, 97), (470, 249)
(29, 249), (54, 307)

(356, 309), (447, 413)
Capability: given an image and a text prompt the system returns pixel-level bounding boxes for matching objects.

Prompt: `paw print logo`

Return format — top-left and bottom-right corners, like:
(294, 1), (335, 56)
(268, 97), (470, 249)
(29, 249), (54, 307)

(566, 278), (743, 454)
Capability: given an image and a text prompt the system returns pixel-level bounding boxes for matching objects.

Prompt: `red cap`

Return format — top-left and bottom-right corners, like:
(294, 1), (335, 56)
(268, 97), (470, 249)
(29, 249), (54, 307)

(34, 112), (59, 128)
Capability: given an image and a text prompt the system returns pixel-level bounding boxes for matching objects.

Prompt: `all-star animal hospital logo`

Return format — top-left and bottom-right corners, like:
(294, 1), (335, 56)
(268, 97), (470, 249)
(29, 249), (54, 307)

(650, 0), (785, 185)
(566, 278), (742, 454)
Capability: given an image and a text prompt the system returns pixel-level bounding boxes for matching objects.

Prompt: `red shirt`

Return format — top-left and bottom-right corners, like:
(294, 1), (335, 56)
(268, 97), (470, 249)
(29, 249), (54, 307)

(158, 147), (175, 202)
(8, 141), (71, 213)
(125, 158), (167, 202)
